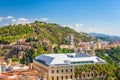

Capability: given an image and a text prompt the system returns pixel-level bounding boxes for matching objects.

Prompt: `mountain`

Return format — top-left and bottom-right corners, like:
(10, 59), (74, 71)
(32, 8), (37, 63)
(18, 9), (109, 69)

(0, 21), (95, 44)
(89, 33), (120, 42)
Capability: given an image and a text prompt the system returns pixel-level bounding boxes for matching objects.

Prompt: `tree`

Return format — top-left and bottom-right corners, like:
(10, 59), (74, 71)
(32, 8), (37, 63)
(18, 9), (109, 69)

(75, 66), (81, 79)
(20, 55), (26, 65)
(62, 48), (69, 53)
(32, 51), (39, 58)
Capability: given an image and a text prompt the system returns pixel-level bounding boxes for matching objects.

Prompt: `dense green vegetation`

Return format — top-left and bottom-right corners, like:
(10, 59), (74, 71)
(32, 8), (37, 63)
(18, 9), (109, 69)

(0, 21), (95, 44)
(11, 57), (19, 62)
(32, 45), (48, 58)
(53, 45), (74, 53)
(75, 64), (116, 80)
(0, 24), (33, 44)
(19, 49), (34, 65)
(0, 21), (95, 63)
(74, 47), (120, 80)
(95, 46), (120, 65)
(95, 36), (119, 42)
(95, 47), (120, 79)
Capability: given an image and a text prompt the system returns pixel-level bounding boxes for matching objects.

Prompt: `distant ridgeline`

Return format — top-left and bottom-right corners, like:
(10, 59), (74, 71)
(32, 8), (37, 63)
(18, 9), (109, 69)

(89, 33), (120, 42)
(0, 21), (95, 44)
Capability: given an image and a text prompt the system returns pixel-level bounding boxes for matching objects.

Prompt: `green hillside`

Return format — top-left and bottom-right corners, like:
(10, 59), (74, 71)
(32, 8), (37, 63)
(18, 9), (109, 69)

(95, 47), (120, 79)
(0, 21), (95, 44)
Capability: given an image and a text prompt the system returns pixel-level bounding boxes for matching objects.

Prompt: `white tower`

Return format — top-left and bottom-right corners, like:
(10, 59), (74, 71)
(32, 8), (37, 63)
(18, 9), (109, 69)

(67, 34), (74, 45)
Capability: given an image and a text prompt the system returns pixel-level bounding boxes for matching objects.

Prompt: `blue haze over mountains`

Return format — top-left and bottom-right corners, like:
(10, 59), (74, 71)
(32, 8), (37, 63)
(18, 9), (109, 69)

(89, 33), (120, 42)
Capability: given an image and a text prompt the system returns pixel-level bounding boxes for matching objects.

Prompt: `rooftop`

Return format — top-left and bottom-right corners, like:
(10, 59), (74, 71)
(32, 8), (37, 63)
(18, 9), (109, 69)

(34, 53), (105, 66)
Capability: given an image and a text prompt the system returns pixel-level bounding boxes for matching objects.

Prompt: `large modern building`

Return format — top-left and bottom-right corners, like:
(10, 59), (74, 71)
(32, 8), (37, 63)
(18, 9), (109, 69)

(33, 53), (105, 80)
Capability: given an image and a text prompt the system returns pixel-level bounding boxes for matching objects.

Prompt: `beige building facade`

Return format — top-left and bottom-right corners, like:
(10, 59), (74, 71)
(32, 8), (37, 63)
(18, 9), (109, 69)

(33, 53), (106, 80)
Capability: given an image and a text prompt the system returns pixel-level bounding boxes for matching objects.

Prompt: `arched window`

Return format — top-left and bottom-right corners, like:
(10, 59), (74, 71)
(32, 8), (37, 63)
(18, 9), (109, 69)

(52, 76), (54, 80)
(83, 73), (85, 78)
(52, 70), (54, 73)
(61, 76), (63, 80)
(57, 76), (59, 80)
(66, 75), (68, 79)
(66, 69), (68, 72)
(57, 70), (59, 73)
(91, 73), (94, 77)
(61, 69), (63, 73)
(88, 74), (90, 77)
(70, 75), (72, 79)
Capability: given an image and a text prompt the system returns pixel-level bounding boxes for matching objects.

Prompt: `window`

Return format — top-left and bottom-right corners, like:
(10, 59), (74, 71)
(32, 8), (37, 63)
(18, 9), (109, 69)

(88, 74), (90, 77)
(57, 76), (59, 80)
(71, 69), (72, 72)
(66, 69), (68, 72)
(64, 60), (70, 64)
(71, 61), (94, 64)
(52, 76), (54, 80)
(91, 73), (94, 77)
(52, 70), (54, 73)
(61, 76), (63, 80)
(52, 67), (54, 69)
(83, 73), (85, 78)
(66, 75), (68, 79)
(70, 75), (72, 79)
(57, 70), (59, 73)
(61, 69), (63, 73)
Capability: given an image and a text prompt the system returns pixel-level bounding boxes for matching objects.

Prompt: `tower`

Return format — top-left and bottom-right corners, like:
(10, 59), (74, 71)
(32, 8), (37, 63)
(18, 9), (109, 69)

(67, 34), (74, 45)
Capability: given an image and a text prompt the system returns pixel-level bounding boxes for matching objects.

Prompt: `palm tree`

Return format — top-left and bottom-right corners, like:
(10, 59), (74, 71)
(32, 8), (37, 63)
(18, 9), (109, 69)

(75, 66), (80, 80)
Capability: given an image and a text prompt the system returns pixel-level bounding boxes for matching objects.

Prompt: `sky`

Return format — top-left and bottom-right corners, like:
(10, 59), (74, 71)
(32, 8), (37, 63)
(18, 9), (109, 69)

(0, 0), (120, 36)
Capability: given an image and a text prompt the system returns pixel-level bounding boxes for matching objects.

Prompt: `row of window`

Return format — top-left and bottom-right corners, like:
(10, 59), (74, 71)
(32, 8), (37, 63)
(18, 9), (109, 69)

(71, 61), (94, 64)
(52, 75), (72, 80)
(75, 72), (105, 78)
(51, 72), (105, 80)
(51, 66), (73, 69)
(51, 68), (73, 73)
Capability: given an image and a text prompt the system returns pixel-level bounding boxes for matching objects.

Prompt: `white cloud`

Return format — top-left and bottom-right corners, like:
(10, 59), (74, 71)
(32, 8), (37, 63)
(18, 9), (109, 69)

(40, 18), (48, 21)
(75, 24), (83, 28)
(7, 16), (13, 19)
(62, 24), (83, 32)
(62, 25), (72, 28)
(0, 16), (49, 26)
(62, 23), (91, 33)
(88, 28), (94, 33)
(12, 19), (16, 22)
(0, 16), (49, 25)
(16, 18), (31, 24)
(18, 18), (28, 21)
(3, 23), (9, 26)
(0, 16), (13, 22)
(0, 17), (3, 21)
(74, 23), (85, 32)
(33, 18), (39, 21)
(87, 27), (105, 33)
